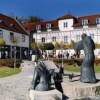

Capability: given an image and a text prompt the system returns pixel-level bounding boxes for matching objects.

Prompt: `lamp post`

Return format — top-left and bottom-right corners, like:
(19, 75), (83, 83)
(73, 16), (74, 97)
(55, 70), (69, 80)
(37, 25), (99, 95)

(61, 40), (64, 68)
(10, 35), (19, 69)
(14, 46), (16, 69)
(61, 47), (64, 68)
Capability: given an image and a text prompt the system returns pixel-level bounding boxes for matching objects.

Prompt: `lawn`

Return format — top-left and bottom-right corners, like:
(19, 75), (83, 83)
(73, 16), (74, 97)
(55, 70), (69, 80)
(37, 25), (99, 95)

(64, 66), (100, 73)
(0, 67), (21, 78)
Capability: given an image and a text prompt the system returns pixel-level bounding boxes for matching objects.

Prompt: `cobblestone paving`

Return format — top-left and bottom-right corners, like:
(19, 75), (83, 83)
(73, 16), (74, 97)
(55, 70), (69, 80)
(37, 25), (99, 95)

(0, 65), (34, 100)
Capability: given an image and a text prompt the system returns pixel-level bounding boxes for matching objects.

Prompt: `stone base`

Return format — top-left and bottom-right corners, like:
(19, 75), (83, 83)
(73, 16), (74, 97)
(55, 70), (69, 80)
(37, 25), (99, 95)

(32, 55), (36, 61)
(29, 89), (62, 100)
(21, 61), (35, 70)
(62, 75), (100, 98)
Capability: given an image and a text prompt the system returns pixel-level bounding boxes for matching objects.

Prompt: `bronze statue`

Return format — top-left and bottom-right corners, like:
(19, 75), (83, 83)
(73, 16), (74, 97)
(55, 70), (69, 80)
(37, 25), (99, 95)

(30, 60), (63, 92)
(30, 61), (52, 91)
(71, 33), (97, 83)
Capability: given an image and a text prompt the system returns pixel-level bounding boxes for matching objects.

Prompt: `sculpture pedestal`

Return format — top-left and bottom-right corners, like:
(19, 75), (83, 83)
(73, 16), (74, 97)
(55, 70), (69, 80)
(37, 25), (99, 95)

(29, 89), (62, 100)
(31, 55), (36, 61)
(62, 75), (100, 99)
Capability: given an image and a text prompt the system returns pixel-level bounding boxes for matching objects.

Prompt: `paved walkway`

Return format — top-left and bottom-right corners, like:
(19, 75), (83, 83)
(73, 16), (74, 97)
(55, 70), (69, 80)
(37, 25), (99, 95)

(0, 61), (34, 100)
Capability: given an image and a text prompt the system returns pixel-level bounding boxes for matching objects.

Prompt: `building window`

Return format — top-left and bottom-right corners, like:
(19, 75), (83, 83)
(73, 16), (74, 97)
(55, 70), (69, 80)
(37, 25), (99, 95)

(52, 37), (56, 42)
(41, 37), (45, 43)
(0, 20), (3, 25)
(82, 19), (88, 25)
(33, 38), (35, 42)
(36, 25), (41, 30)
(10, 23), (15, 27)
(46, 24), (51, 29)
(96, 18), (100, 24)
(0, 30), (3, 37)
(22, 35), (25, 42)
(76, 35), (81, 41)
(90, 34), (94, 40)
(63, 22), (68, 28)
(10, 32), (14, 40)
(64, 36), (68, 43)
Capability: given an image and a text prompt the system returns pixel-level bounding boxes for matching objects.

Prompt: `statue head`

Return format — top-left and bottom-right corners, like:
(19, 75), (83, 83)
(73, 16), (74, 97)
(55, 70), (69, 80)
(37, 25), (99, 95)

(81, 33), (87, 39)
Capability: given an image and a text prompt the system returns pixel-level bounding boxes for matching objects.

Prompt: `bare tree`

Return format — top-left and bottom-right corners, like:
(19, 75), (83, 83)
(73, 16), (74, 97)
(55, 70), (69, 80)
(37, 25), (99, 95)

(28, 16), (43, 23)
(10, 35), (19, 69)
(0, 37), (5, 46)
(0, 37), (5, 58)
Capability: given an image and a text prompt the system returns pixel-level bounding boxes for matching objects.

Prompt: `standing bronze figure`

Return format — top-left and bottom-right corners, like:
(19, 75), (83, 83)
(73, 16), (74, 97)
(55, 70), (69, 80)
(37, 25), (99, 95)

(71, 33), (97, 83)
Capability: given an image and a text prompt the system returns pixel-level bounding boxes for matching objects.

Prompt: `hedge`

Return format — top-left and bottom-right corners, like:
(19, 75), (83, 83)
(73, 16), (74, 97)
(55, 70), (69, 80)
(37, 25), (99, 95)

(0, 59), (22, 68)
(53, 58), (100, 67)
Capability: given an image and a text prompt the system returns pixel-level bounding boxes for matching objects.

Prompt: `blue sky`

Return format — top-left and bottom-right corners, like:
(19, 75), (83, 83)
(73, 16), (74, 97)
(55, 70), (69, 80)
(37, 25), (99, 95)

(0, 0), (100, 21)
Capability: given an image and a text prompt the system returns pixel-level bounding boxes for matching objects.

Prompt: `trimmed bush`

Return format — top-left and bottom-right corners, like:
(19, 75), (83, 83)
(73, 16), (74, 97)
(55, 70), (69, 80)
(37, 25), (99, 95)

(53, 58), (100, 67)
(0, 59), (22, 68)
(53, 58), (82, 66)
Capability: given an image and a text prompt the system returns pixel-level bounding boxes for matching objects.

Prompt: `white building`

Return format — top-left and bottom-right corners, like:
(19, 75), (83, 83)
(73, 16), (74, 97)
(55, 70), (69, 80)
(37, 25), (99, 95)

(24, 13), (100, 58)
(0, 13), (29, 59)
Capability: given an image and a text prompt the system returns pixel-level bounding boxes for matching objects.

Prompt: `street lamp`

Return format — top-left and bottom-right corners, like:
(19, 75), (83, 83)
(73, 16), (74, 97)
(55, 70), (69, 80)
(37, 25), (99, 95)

(14, 45), (16, 69)
(61, 47), (64, 68)
(61, 41), (64, 68)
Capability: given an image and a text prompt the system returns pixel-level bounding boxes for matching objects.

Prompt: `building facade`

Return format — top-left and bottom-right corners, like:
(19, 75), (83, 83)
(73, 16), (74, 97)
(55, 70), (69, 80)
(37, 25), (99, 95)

(0, 13), (29, 59)
(24, 14), (100, 57)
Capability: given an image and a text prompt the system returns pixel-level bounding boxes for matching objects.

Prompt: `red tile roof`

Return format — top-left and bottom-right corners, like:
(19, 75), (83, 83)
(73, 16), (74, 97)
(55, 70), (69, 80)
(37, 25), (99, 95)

(57, 14), (74, 20)
(24, 23), (36, 31)
(0, 13), (29, 35)
(24, 20), (58, 32)
(24, 13), (100, 31)
(73, 14), (100, 27)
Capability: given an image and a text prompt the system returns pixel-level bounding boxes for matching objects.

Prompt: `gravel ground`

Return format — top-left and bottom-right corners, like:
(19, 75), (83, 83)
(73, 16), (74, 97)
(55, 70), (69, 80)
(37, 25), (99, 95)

(0, 63), (34, 100)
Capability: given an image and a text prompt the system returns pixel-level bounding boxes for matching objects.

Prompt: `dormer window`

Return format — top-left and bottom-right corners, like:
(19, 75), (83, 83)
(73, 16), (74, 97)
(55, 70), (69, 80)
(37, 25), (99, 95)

(0, 20), (4, 25)
(96, 18), (100, 24)
(36, 25), (41, 30)
(46, 24), (51, 29)
(0, 20), (3, 23)
(10, 23), (14, 27)
(63, 22), (68, 28)
(82, 19), (88, 25)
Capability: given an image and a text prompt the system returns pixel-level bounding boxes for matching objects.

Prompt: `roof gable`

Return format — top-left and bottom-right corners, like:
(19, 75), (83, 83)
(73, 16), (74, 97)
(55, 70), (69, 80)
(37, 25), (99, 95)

(57, 14), (74, 20)
(0, 13), (29, 35)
